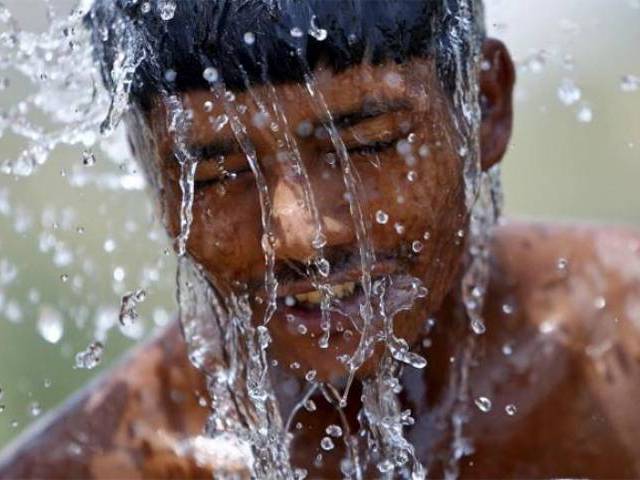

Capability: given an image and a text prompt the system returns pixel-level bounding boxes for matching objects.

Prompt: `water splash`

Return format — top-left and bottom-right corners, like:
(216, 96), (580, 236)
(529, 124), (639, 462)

(0, 0), (499, 477)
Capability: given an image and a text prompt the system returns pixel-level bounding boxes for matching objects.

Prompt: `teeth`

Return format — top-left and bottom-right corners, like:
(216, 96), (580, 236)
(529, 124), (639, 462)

(295, 290), (323, 304)
(294, 281), (356, 304)
(332, 281), (356, 299)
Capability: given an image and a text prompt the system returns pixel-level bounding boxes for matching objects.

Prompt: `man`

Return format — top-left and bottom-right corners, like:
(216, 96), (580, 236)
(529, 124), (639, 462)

(1, 0), (640, 478)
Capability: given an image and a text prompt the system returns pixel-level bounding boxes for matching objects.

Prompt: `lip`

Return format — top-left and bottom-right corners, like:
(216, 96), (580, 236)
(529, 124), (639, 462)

(276, 258), (397, 298)
(273, 258), (399, 336)
(277, 282), (366, 336)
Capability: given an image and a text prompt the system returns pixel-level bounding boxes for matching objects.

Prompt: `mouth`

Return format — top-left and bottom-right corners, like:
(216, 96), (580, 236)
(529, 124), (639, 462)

(274, 258), (398, 335)
(290, 280), (356, 305)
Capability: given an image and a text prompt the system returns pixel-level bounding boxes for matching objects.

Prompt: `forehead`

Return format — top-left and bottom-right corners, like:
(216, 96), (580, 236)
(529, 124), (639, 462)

(148, 58), (443, 151)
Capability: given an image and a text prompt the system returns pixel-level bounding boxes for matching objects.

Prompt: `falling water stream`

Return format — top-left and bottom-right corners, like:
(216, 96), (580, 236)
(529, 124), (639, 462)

(0, 0), (503, 478)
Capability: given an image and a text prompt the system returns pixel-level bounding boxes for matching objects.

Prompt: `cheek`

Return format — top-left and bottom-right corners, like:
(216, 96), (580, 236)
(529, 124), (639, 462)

(183, 177), (265, 284)
(357, 147), (467, 253)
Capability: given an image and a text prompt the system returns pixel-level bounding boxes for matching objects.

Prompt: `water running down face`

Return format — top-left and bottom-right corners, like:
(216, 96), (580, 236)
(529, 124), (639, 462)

(129, 42), (514, 383)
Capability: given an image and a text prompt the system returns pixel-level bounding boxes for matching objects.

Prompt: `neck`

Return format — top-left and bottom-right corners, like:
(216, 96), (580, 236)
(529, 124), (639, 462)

(272, 291), (472, 476)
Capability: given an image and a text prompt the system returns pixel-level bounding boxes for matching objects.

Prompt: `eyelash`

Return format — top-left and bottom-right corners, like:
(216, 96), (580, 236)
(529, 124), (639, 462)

(194, 139), (397, 190)
(194, 168), (249, 190)
(346, 139), (397, 156)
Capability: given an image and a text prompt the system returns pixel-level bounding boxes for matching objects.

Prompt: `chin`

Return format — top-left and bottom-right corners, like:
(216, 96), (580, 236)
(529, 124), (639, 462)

(262, 295), (430, 384)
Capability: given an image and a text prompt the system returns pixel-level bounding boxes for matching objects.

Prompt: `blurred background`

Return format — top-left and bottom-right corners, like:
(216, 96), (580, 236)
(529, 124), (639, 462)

(0, 0), (638, 449)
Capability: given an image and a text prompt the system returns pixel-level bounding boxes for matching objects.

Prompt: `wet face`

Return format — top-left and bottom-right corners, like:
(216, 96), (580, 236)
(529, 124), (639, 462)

(129, 44), (514, 383)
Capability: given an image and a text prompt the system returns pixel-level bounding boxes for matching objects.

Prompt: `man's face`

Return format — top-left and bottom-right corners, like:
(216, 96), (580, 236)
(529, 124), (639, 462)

(133, 58), (472, 382)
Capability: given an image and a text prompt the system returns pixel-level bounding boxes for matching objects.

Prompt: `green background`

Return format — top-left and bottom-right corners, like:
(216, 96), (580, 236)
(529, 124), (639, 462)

(0, 0), (639, 449)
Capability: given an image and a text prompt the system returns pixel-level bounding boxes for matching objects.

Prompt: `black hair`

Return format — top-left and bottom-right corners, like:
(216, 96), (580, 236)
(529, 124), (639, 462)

(86, 0), (485, 111)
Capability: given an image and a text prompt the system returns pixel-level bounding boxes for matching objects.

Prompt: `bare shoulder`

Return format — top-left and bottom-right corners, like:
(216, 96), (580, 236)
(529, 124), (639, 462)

(0, 322), (211, 479)
(491, 219), (640, 284)
(489, 219), (640, 337)
(489, 219), (640, 343)
(465, 221), (640, 475)
(485, 220), (640, 466)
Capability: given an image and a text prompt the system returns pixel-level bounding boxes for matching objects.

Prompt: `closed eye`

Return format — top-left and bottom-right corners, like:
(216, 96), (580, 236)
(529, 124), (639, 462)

(346, 139), (397, 156)
(193, 159), (251, 190)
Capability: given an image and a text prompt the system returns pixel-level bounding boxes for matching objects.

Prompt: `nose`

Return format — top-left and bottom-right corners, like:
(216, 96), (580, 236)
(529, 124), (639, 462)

(271, 178), (353, 263)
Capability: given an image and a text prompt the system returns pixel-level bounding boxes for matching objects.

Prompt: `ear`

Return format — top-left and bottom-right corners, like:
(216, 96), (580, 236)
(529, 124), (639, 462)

(479, 38), (515, 171)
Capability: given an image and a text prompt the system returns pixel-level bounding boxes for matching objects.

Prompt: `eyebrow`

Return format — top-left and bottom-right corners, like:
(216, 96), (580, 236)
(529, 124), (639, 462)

(174, 98), (410, 162)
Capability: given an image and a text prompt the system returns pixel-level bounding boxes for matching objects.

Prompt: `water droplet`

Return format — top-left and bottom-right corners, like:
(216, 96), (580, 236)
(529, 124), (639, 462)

(418, 144), (430, 158)
(377, 459), (394, 473)
(158, 0), (176, 21)
(411, 240), (423, 253)
(394, 222), (405, 235)
(325, 424), (342, 437)
(60, 274), (69, 283)
(594, 296), (606, 310)
(74, 341), (104, 370)
(384, 71), (403, 89)
(396, 139), (412, 155)
(474, 396), (492, 412)
(304, 369), (316, 382)
(471, 318), (486, 335)
(164, 69), (177, 82)
(557, 257), (569, 272)
(257, 325), (272, 350)
(29, 402), (41, 417)
(202, 67), (219, 84)
(43, 379), (52, 388)
(539, 320), (556, 335)
(375, 210), (389, 224)
(620, 74), (639, 92)
(290, 27), (304, 38)
(315, 257), (330, 277)
(505, 404), (517, 416)
(37, 306), (64, 344)
(557, 78), (581, 106)
(81, 150), (96, 166)
(119, 288), (146, 326)
(308, 15), (327, 41)
(0, 6), (10, 23)
(406, 170), (417, 182)
(320, 437), (334, 451)
(311, 233), (327, 249)
(103, 239), (116, 253)
(243, 32), (256, 45)
(502, 343), (513, 356)
(296, 120), (313, 138)
(113, 266), (125, 282)
(501, 303), (514, 315)
(577, 103), (593, 123)
(523, 51), (546, 73)
(140, 2), (151, 14)
(303, 399), (316, 412)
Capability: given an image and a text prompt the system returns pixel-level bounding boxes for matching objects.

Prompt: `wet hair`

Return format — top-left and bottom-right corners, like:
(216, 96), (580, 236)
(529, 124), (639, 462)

(86, 0), (485, 111)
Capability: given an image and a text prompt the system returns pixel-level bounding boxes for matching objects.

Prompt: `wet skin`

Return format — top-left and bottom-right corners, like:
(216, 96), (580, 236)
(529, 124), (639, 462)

(2, 222), (640, 479)
(130, 40), (514, 382)
(2, 39), (640, 478)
